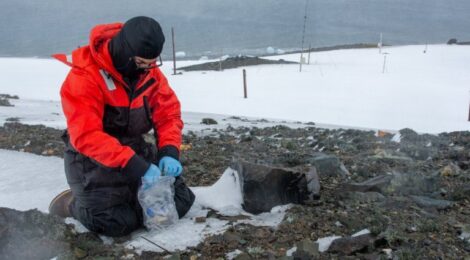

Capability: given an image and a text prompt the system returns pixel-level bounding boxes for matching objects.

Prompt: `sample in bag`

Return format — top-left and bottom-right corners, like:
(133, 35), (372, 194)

(138, 176), (179, 230)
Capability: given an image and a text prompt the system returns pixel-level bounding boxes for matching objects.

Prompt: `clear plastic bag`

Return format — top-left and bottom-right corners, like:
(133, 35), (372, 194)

(138, 176), (179, 230)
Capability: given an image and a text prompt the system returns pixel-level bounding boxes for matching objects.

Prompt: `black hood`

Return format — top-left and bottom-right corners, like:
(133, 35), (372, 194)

(108, 16), (165, 80)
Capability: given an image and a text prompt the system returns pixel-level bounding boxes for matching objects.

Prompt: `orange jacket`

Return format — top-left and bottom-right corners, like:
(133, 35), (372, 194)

(54, 23), (183, 178)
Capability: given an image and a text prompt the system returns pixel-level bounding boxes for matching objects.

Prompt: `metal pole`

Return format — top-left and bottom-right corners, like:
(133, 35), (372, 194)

(307, 43), (311, 64)
(382, 55), (387, 73)
(243, 69), (247, 98)
(219, 49), (223, 71)
(378, 33), (383, 54)
(171, 27), (176, 75)
(299, 0), (309, 72)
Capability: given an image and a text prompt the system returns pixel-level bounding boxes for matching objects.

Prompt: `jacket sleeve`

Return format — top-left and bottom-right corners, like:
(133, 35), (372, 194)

(60, 69), (149, 180)
(149, 70), (184, 161)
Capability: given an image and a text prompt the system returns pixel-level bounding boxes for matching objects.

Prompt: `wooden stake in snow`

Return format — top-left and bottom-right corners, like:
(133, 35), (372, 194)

(243, 69), (248, 99)
(171, 27), (176, 75)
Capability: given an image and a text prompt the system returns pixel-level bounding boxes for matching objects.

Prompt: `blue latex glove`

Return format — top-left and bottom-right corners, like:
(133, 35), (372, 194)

(158, 156), (183, 177)
(142, 164), (161, 189)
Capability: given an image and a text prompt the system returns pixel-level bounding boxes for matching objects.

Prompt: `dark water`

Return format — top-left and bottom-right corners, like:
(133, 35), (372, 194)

(0, 0), (469, 59)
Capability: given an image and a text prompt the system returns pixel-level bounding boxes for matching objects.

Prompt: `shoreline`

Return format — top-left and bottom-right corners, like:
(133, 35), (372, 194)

(1, 41), (470, 61)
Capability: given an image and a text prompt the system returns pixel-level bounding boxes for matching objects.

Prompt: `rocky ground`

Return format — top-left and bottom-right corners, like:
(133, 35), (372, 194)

(0, 120), (469, 259)
(178, 56), (297, 72)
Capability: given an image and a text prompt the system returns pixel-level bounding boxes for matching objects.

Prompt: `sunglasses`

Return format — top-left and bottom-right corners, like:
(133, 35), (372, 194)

(133, 56), (163, 69)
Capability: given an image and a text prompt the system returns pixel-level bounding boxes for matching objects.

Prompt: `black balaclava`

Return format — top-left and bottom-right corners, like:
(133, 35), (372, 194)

(108, 16), (165, 81)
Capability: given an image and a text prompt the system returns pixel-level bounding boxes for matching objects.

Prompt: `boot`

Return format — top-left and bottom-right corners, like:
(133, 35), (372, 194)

(49, 189), (73, 218)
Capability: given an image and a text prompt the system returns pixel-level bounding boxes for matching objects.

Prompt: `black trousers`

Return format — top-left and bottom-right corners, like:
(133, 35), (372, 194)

(63, 133), (195, 237)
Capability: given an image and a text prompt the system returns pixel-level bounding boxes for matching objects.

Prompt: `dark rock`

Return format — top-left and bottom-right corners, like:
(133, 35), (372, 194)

(0, 98), (13, 107)
(385, 172), (441, 196)
(409, 195), (453, 210)
(447, 38), (458, 44)
(440, 163), (461, 177)
(306, 167), (321, 200)
(400, 145), (435, 160)
(178, 56), (297, 71)
(223, 231), (242, 245)
(232, 161), (319, 214)
(342, 172), (441, 196)
(451, 184), (470, 201)
(234, 252), (252, 260)
(73, 247), (88, 258)
(293, 239), (319, 258)
(166, 253), (181, 260)
(343, 191), (386, 203)
(195, 216), (206, 223)
(310, 153), (349, 177)
(342, 174), (394, 193)
(5, 117), (20, 122)
(369, 149), (413, 161)
(328, 233), (375, 255)
(201, 118), (218, 125)
(0, 94), (19, 99)
(399, 128), (420, 142)
(0, 207), (69, 260)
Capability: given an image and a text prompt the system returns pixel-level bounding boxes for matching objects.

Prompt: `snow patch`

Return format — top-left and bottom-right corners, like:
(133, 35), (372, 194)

(352, 228), (370, 237)
(190, 167), (243, 215)
(316, 235), (341, 252)
(226, 249), (243, 260)
(0, 149), (68, 212)
(175, 51), (186, 58)
(391, 133), (401, 143)
(286, 246), (297, 256)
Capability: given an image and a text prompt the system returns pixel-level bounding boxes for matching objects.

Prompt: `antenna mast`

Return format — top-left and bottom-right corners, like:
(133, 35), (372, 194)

(299, 0), (309, 72)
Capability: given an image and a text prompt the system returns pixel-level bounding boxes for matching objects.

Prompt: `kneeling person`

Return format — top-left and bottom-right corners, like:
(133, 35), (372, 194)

(49, 16), (195, 237)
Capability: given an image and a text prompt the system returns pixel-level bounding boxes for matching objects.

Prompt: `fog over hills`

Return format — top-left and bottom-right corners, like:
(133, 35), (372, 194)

(1, 0), (469, 58)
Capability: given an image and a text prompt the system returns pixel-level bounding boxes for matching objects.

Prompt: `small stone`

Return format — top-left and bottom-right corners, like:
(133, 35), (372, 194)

(0, 98), (13, 107)
(41, 149), (55, 155)
(451, 184), (470, 201)
(382, 248), (393, 258)
(310, 153), (349, 177)
(247, 246), (264, 255)
(440, 163), (460, 177)
(195, 216), (206, 223)
(294, 239), (319, 257)
(165, 253), (181, 260)
(223, 231), (241, 244)
(342, 175), (393, 193)
(328, 234), (375, 255)
(406, 226), (417, 233)
(459, 225), (470, 241)
(74, 247), (87, 259)
(201, 118), (218, 125)
(410, 195), (453, 210)
(234, 252), (252, 260)
(343, 191), (386, 203)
